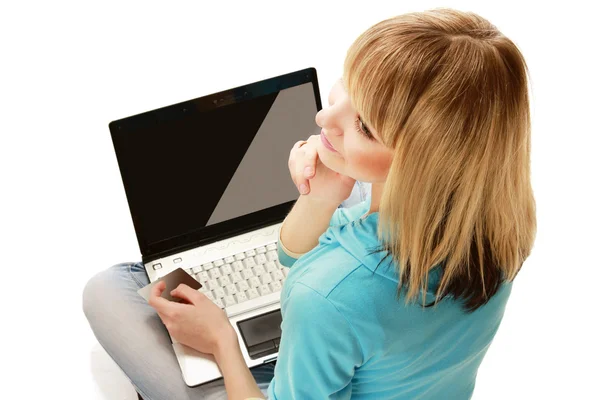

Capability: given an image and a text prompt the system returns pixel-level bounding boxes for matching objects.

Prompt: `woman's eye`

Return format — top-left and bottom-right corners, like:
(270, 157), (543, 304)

(355, 117), (375, 140)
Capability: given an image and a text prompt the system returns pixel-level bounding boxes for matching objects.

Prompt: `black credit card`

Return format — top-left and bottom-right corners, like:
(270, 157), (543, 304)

(137, 267), (202, 303)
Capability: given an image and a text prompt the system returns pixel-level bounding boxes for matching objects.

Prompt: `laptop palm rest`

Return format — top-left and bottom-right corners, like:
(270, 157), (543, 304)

(172, 342), (222, 386)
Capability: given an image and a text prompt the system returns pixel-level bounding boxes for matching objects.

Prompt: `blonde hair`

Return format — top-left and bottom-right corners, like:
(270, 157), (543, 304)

(342, 8), (536, 312)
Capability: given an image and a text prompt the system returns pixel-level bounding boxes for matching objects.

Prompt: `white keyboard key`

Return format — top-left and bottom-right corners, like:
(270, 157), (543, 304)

(213, 259), (224, 267)
(271, 270), (284, 281)
(208, 269), (222, 279)
(204, 291), (215, 301)
(236, 280), (249, 292)
(207, 279), (219, 291)
(199, 285), (209, 293)
(192, 266), (203, 273)
(230, 272), (243, 283)
(245, 249), (257, 257)
(185, 268), (193, 275)
(269, 281), (282, 292)
(223, 295), (236, 307)
(260, 273), (273, 285)
(256, 246), (267, 254)
(220, 264), (233, 275)
(213, 287), (225, 299)
(224, 284), (238, 296)
(202, 262), (215, 270)
(217, 275), (231, 287)
(248, 276), (261, 288)
(232, 261), (244, 272)
(252, 265), (266, 277)
(243, 257), (257, 269)
(246, 288), (260, 299)
(283, 267), (289, 277)
(234, 292), (248, 304)
(196, 271), (209, 282)
(255, 253), (268, 265)
(266, 243), (277, 251)
(264, 261), (277, 272)
(224, 255), (235, 264)
(234, 252), (246, 261)
(266, 250), (278, 262)
(258, 284), (272, 296)
(241, 268), (254, 280)
(214, 298), (225, 309)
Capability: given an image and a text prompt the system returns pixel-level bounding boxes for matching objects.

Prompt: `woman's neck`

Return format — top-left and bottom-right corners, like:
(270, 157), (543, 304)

(366, 182), (383, 215)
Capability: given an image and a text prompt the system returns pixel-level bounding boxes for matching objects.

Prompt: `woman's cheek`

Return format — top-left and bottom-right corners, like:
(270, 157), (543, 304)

(352, 152), (393, 182)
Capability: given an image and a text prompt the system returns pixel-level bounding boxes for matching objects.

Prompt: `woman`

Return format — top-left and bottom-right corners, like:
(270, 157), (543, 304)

(83, 8), (536, 399)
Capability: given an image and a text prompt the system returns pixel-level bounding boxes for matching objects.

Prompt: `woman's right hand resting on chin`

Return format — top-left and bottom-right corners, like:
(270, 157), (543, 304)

(279, 134), (355, 254)
(288, 134), (356, 206)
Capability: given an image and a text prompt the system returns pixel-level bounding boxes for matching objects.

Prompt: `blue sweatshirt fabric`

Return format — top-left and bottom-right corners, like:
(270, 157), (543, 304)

(267, 200), (513, 399)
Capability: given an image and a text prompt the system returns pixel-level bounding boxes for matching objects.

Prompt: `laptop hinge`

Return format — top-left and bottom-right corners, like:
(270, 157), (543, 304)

(141, 216), (284, 265)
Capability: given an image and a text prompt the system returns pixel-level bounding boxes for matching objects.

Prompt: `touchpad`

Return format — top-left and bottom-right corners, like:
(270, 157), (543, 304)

(236, 309), (282, 360)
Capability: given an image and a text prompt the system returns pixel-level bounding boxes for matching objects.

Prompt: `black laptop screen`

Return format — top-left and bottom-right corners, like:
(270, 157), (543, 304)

(110, 68), (322, 260)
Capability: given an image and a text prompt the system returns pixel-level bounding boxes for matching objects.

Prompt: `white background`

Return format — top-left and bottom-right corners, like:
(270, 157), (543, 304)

(2, 0), (598, 398)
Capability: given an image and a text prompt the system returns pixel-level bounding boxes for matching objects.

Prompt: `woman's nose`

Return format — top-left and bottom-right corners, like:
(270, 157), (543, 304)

(315, 108), (334, 130)
(315, 109), (325, 128)
(315, 109), (344, 137)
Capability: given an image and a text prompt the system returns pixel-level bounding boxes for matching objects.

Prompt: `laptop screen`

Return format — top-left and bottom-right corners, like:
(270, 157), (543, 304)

(110, 68), (322, 261)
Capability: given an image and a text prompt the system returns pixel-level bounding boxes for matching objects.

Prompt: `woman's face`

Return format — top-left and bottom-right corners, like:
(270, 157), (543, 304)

(315, 78), (394, 183)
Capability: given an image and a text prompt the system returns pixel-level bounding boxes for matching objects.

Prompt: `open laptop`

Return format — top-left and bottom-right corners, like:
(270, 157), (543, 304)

(108, 67), (323, 386)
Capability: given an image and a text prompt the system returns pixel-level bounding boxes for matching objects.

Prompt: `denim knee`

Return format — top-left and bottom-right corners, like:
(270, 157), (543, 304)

(82, 262), (135, 332)
(82, 267), (109, 328)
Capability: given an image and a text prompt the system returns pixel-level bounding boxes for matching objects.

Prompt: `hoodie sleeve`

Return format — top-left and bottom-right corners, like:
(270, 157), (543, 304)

(267, 283), (363, 399)
(276, 206), (348, 267)
(276, 226), (305, 267)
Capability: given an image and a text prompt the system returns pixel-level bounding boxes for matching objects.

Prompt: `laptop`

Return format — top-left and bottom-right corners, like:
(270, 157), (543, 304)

(108, 67), (323, 386)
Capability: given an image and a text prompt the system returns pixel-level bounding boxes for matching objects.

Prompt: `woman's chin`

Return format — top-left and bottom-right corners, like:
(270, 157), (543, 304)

(319, 155), (342, 175)
(319, 146), (342, 163)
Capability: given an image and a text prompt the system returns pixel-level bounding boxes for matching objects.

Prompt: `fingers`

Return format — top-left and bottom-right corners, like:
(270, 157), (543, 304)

(294, 140), (308, 148)
(148, 281), (172, 312)
(170, 284), (203, 305)
(289, 135), (322, 195)
(150, 280), (166, 299)
(148, 281), (181, 315)
(295, 147), (318, 196)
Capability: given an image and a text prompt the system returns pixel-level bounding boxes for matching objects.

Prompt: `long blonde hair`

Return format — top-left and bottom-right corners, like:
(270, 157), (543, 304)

(342, 8), (537, 312)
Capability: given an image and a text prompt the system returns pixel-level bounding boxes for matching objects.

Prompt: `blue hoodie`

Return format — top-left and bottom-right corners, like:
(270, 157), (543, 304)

(267, 199), (513, 399)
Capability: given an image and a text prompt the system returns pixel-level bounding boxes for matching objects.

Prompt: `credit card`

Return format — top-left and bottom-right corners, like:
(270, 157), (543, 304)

(137, 267), (202, 303)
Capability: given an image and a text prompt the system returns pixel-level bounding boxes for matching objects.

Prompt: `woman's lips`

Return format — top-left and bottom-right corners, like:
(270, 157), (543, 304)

(320, 130), (337, 152)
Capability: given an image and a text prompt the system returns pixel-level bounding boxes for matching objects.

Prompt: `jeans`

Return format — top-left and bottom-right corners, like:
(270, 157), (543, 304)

(82, 261), (275, 400)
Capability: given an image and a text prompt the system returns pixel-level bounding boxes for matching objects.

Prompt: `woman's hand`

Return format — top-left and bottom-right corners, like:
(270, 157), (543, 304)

(150, 283), (266, 399)
(148, 281), (237, 356)
(289, 134), (356, 205)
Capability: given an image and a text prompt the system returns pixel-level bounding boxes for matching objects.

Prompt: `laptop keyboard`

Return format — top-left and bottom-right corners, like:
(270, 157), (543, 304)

(183, 242), (289, 310)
